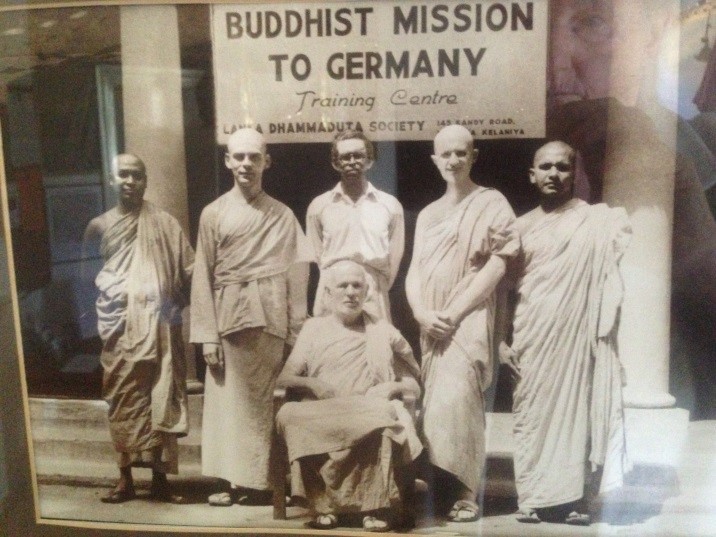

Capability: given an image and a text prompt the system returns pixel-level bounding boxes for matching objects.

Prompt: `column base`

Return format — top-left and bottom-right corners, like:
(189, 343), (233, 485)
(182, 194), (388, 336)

(623, 389), (676, 409)
(624, 407), (689, 466)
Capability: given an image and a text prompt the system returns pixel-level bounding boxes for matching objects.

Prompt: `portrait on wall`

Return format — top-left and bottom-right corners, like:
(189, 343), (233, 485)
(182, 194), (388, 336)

(0, 1), (714, 535)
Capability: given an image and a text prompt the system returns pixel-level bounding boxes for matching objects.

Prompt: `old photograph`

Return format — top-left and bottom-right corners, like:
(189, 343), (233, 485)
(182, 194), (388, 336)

(0, 0), (715, 535)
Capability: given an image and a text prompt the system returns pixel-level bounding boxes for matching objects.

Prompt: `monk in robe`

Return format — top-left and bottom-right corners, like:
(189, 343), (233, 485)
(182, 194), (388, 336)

(502, 141), (632, 525)
(82, 153), (194, 503)
(190, 128), (310, 506)
(276, 260), (422, 532)
(405, 125), (519, 522)
(307, 130), (404, 321)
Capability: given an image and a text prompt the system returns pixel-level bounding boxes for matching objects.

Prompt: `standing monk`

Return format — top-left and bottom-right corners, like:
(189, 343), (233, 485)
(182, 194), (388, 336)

(405, 125), (519, 521)
(307, 130), (404, 320)
(191, 128), (310, 506)
(504, 141), (632, 525)
(82, 153), (194, 503)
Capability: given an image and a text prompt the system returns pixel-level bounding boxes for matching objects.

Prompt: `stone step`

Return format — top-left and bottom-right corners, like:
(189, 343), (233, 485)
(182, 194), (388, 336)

(27, 397), (692, 496)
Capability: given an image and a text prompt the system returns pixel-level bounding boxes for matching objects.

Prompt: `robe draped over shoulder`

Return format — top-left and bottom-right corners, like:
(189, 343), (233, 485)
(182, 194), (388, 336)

(190, 188), (311, 345)
(511, 199), (631, 509)
(94, 202), (194, 471)
(417, 187), (518, 496)
(276, 315), (422, 513)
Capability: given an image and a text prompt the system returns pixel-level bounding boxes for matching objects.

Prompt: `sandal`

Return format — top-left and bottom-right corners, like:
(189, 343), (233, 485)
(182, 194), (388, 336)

(516, 508), (541, 524)
(208, 490), (235, 507)
(565, 511), (591, 526)
(448, 499), (480, 522)
(306, 513), (339, 530)
(100, 488), (136, 504)
(363, 515), (391, 532)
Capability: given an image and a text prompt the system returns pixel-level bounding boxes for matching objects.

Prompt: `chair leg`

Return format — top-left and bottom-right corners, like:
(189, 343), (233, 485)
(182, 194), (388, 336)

(271, 432), (288, 520)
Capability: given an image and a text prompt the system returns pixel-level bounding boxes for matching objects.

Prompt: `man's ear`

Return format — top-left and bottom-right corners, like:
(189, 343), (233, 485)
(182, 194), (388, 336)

(430, 154), (439, 167)
(331, 157), (342, 173)
(363, 158), (374, 171)
(264, 153), (272, 170)
(529, 168), (536, 185)
(224, 152), (231, 169)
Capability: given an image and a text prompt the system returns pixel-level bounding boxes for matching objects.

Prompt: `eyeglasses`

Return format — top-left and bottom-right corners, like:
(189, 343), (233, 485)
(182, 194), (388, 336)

(338, 152), (368, 163)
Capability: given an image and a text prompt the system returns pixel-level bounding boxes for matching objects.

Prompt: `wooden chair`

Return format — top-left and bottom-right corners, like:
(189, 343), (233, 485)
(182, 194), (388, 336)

(270, 388), (418, 520)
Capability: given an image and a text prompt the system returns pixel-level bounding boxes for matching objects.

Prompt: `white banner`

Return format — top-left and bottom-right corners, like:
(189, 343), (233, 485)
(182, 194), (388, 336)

(212, 0), (547, 143)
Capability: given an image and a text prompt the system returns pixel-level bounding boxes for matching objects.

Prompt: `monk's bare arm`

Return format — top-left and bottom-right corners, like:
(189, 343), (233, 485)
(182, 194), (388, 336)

(276, 321), (336, 400)
(367, 328), (421, 400)
(276, 373), (336, 401)
(190, 206), (223, 367)
(305, 199), (324, 263)
(387, 205), (405, 288)
(286, 261), (309, 347)
(443, 255), (506, 326)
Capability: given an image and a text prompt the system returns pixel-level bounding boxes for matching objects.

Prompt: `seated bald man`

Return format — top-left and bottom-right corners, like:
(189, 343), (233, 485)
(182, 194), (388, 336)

(276, 260), (422, 532)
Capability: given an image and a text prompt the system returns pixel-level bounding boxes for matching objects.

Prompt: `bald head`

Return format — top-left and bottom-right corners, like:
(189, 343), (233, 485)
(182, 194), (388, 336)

(431, 125), (477, 184)
(324, 260), (366, 289)
(530, 140), (576, 205)
(225, 127), (270, 195)
(227, 127), (267, 154)
(533, 141), (576, 168)
(325, 260), (368, 324)
(112, 153), (146, 177)
(433, 125), (474, 154)
(112, 153), (147, 209)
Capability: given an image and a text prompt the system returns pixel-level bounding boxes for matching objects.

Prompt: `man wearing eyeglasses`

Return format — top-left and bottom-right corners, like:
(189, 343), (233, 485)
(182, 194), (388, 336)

(191, 128), (310, 506)
(306, 130), (404, 321)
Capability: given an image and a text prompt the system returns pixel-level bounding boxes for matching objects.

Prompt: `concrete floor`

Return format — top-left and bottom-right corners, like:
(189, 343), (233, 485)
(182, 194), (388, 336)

(31, 421), (716, 536)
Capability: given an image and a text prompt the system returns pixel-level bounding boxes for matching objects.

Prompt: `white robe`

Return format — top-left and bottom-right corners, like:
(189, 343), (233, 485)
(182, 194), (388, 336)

(511, 199), (632, 509)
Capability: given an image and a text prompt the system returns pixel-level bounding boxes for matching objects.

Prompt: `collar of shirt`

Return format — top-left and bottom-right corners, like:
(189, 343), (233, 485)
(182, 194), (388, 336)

(330, 181), (378, 205)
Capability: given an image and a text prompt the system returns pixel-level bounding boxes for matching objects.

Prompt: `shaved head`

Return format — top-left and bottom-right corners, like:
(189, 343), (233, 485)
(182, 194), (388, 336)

(433, 125), (474, 153)
(227, 127), (267, 155)
(112, 153), (146, 177)
(533, 141), (576, 167)
(324, 259), (367, 290)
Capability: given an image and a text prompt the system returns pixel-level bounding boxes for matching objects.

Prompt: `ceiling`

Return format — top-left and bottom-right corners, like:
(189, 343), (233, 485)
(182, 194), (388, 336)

(0, 4), (210, 95)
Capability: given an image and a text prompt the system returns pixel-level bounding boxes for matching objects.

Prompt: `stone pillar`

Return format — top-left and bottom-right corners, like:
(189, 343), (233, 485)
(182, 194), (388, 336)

(602, 115), (675, 409)
(599, 1), (678, 409)
(120, 5), (201, 393)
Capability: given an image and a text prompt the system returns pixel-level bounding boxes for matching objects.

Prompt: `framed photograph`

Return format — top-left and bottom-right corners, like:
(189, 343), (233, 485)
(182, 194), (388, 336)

(0, 0), (714, 535)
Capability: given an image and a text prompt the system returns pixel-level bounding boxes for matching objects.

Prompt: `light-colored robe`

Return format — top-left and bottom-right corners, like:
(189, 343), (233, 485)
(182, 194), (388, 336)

(94, 202), (193, 473)
(511, 199), (632, 510)
(416, 187), (519, 496)
(276, 315), (422, 514)
(190, 187), (310, 488)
